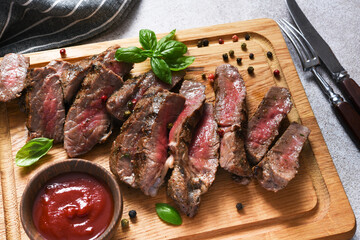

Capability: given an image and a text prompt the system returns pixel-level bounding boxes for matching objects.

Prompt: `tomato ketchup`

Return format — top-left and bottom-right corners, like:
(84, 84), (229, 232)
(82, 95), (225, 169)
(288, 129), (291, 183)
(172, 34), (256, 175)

(32, 172), (114, 240)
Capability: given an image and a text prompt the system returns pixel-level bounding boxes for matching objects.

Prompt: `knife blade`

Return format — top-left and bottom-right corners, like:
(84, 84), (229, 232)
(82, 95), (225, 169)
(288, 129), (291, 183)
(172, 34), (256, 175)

(286, 0), (360, 112)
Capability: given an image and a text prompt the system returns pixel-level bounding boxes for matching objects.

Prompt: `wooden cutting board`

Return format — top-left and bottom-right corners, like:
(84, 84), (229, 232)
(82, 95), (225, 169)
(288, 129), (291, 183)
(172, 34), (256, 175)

(0, 18), (356, 239)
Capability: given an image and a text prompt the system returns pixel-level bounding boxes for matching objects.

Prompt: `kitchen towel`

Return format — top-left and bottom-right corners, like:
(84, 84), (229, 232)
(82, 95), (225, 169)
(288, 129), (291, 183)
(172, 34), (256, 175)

(0, 0), (137, 56)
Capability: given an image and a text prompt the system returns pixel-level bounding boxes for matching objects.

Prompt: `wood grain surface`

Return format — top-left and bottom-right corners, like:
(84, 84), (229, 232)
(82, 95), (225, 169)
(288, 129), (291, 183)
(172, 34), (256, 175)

(0, 18), (355, 239)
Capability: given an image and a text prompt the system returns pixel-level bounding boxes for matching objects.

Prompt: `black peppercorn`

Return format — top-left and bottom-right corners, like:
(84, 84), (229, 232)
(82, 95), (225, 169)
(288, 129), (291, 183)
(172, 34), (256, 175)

(127, 101), (133, 108)
(202, 39), (209, 46)
(236, 57), (242, 64)
(121, 219), (129, 228)
(249, 53), (254, 59)
(267, 51), (273, 58)
(245, 33), (250, 40)
(197, 40), (203, 48)
(241, 43), (247, 50)
(236, 203), (243, 210)
(128, 210), (137, 219)
(202, 73), (206, 79)
(229, 50), (235, 57)
(247, 66), (254, 74)
(222, 53), (229, 61)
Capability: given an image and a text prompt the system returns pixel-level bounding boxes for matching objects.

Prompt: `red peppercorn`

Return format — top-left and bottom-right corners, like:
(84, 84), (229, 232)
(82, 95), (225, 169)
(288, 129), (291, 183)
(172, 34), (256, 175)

(273, 69), (280, 77)
(131, 98), (137, 105)
(101, 95), (108, 102)
(232, 35), (239, 42)
(208, 73), (215, 80)
(218, 38), (224, 44)
(217, 128), (225, 137)
(60, 48), (66, 57)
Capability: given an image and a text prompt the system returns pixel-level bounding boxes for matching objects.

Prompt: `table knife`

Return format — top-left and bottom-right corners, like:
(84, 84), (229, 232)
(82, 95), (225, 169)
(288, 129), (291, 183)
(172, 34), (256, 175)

(286, 0), (360, 113)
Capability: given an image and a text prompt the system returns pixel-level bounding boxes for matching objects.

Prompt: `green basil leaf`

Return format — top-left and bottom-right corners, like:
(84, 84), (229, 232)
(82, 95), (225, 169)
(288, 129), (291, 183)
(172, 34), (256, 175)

(165, 56), (195, 71)
(139, 29), (157, 51)
(155, 203), (182, 225)
(156, 40), (187, 59)
(15, 138), (53, 167)
(115, 47), (147, 63)
(140, 49), (154, 58)
(151, 57), (172, 84)
(157, 29), (176, 48)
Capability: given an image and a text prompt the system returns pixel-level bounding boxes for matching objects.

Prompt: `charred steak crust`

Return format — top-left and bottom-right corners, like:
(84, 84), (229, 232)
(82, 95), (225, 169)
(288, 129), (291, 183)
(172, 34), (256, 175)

(214, 64), (252, 179)
(168, 103), (219, 217)
(25, 67), (65, 143)
(255, 122), (310, 192)
(64, 63), (124, 157)
(47, 60), (91, 104)
(110, 87), (185, 196)
(106, 70), (185, 121)
(0, 53), (29, 102)
(245, 86), (293, 165)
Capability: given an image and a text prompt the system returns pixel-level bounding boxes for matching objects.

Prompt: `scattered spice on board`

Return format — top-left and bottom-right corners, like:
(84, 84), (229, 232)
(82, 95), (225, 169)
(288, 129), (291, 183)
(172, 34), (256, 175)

(245, 33), (250, 40)
(121, 219), (129, 228)
(241, 43), (247, 50)
(129, 210), (137, 219)
(267, 51), (273, 58)
(236, 57), (242, 65)
(229, 50), (235, 57)
(236, 203), (243, 210)
(247, 66), (254, 74)
(232, 35), (239, 42)
(218, 38), (224, 44)
(202, 39), (209, 46)
(273, 69), (280, 77)
(60, 48), (66, 58)
(222, 53), (229, 61)
(249, 53), (254, 59)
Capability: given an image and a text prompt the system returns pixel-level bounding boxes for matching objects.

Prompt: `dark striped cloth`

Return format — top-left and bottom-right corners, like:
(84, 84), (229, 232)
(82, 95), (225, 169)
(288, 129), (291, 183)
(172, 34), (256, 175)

(0, 0), (137, 56)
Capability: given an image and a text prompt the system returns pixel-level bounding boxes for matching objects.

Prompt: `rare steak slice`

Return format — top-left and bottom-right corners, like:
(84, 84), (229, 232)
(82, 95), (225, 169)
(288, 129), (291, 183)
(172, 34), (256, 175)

(254, 122), (310, 192)
(110, 87), (185, 196)
(168, 103), (219, 217)
(0, 53), (29, 102)
(106, 70), (185, 121)
(47, 60), (91, 104)
(168, 80), (206, 168)
(95, 45), (133, 77)
(246, 86), (293, 165)
(25, 67), (65, 143)
(214, 64), (252, 180)
(64, 64), (123, 157)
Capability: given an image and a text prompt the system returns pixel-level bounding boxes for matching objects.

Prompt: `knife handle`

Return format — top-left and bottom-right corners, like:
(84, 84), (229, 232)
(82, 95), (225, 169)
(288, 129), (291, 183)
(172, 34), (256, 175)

(333, 101), (360, 147)
(338, 77), (360, 113)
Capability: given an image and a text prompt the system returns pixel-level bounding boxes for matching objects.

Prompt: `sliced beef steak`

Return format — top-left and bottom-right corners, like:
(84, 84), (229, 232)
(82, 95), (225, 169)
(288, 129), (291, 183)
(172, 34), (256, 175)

(168, 80), (206, 168)
(255, 122), (310, 192)
(64, 64), (123, 157)
(25, 67), (65, 142)
(110, 87), (185, 196)
(246, 86), (293, 165)
(106, 70), (184, 121)
(96, 45), (133, 77)
(0, 53), (29, 102)
(47, 60), (91, 104)
(214, 64), (252, 180)
(168, 103), (219, 217)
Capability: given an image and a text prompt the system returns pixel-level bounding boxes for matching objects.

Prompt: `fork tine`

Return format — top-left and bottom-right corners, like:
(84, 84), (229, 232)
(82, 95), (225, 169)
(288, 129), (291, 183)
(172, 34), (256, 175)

(281, 19), (318, 58)
(277, 20), (308, 69)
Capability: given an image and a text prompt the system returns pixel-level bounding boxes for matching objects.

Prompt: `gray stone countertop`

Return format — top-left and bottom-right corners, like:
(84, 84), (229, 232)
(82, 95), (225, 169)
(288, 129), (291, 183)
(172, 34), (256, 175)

(83, 0), (359, 238)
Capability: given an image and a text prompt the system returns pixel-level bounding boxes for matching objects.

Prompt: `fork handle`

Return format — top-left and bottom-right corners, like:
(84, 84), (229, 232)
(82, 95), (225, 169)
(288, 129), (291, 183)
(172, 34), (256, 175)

(338, 77), (360, 113)
(333, 101), (360, 147)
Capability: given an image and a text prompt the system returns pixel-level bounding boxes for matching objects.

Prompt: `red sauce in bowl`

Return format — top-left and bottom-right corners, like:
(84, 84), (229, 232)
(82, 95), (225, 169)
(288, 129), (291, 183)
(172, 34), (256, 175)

(32, 172), (114, 240)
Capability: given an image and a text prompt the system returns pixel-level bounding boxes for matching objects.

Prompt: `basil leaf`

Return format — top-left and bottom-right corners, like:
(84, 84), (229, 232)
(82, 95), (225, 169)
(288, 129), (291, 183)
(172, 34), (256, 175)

(155, 203), (182, 225)
(165, 56), (195, 71)
(151, 57), (172, 84)
(15, 138), (53, 167)
(156, 40), (187, 59)
(157, 29), (176, 48)
(140, 49), (154, 58)
(139, 29), (157, 51)
(115, 47), (147, 63)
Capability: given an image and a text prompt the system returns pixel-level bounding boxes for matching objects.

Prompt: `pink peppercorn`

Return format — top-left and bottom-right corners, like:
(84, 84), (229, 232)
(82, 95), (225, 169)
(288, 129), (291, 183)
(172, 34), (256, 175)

(60, 48), (66, 57)
(218, 38), (224, 44)
(273, 69), (280, 77)
(232, 35), (239, 42)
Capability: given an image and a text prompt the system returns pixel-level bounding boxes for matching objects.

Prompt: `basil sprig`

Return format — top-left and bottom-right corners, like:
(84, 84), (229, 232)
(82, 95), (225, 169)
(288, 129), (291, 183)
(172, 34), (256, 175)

(115, 29), (195, 84)
(155, 203), (182, 225)
(15, 138), (53, 167)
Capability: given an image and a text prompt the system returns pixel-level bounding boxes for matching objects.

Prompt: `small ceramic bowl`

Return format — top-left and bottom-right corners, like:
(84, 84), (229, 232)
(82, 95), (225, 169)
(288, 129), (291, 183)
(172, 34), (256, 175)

(20, 159), (122, 240)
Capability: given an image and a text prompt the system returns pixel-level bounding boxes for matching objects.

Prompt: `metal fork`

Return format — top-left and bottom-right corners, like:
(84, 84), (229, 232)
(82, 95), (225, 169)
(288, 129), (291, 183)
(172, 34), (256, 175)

(278, 19), (360, 146)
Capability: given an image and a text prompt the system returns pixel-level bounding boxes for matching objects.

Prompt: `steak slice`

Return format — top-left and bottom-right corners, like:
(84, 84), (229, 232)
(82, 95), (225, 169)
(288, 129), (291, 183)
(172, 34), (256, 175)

(110, 87), (185, 196)
(47, 60), (91, 104)
(0, 53), (29, 102)
(25, 67), (65, 143)
(168, 80), (206, 168)
(246, 86), (293, 165)
(106, 70), (185, 121)
(214, 64), (252, 180)
(168, 103), (219, 217)
(64, 64), (123, 157)
(254, 122), (310, 192)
